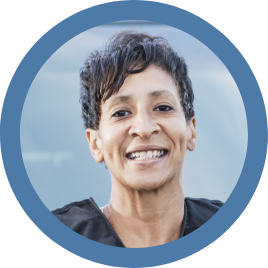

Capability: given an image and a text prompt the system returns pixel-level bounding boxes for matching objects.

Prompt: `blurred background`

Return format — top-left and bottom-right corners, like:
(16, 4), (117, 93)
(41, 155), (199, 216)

(20, 21), (248, 211)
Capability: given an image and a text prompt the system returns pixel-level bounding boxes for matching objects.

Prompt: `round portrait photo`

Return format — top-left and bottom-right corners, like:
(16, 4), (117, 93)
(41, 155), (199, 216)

(21, 21), (247, 248)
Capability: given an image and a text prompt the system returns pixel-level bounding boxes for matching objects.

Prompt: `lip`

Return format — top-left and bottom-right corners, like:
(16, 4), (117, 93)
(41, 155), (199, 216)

(126, 152), (168, 167)
(125, 145), (168, 155)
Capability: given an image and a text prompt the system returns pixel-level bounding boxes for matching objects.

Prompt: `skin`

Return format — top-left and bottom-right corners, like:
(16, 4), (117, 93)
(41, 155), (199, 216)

(86, 65), (196, 248)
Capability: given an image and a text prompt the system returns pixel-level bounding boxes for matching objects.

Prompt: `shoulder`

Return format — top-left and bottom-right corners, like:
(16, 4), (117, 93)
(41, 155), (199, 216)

(51, 198), (97, 227)
(52, 198), (95, 216)
(51, 198), (124, 247)
(184, 197), (224, 235)
(51, 198), (102, 234)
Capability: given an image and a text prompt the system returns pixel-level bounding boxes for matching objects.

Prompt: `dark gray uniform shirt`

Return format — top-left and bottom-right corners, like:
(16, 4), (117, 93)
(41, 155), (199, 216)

(52, 197), (223, 247)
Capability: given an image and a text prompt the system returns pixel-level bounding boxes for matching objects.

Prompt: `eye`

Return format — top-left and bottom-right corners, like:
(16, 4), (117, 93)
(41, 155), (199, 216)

(155, 105), (173, 112)
(112, 110), (131, 117)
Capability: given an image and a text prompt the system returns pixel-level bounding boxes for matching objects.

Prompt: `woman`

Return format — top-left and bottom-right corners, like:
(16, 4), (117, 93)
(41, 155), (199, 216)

(52, 30), (223, 248)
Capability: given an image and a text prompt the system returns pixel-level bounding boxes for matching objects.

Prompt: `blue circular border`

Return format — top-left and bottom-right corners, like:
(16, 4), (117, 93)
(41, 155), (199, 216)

(1, 1), (267, 267)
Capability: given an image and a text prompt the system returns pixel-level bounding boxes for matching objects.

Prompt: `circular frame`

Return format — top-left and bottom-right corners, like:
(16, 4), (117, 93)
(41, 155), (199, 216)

(1, 1), (267, 267)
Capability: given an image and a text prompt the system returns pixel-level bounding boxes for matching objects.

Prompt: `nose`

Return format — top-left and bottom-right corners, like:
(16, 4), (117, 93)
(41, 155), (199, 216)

(129, 109), (161, 139)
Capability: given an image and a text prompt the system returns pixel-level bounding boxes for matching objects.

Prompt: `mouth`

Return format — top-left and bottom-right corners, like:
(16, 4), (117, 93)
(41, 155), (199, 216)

(126, 149), (168, 161)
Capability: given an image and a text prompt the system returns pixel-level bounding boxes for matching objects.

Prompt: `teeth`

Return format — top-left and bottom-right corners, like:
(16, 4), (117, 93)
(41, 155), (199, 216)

(147, 151), (152, 159)
(140, 152), (147, 159)
(128, 150), (166, 160)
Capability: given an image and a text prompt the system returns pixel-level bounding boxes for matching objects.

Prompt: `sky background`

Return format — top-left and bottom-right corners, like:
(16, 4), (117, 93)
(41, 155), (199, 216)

(20, 21), (248, 211)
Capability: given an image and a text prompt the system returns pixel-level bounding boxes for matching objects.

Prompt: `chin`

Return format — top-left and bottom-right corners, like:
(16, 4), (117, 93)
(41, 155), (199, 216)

(125, 175), (168, 192)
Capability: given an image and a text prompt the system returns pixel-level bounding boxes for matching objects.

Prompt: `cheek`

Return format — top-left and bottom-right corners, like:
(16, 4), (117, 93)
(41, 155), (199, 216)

(165, 119), (187, 153)
(100, 125), (127, 162)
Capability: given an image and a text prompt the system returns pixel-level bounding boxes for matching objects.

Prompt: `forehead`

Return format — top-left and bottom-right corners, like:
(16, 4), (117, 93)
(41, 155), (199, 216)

(106, 65), (180, 105)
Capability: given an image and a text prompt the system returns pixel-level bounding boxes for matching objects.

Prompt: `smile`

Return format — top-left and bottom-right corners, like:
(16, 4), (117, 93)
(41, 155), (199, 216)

(126, 150), (168, 160)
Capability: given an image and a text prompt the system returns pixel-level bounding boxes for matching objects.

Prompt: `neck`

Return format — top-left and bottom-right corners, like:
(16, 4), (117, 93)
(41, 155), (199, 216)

(103, 175), (185, 248)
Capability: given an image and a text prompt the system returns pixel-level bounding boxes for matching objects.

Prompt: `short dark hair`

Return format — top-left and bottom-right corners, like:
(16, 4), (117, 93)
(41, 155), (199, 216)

(79, 30), (194, 130)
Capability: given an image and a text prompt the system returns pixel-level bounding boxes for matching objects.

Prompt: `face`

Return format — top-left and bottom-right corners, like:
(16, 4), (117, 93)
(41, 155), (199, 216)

(86, 65), (196, 191)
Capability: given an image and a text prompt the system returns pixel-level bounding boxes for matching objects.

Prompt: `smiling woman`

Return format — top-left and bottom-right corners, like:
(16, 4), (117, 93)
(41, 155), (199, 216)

(51, 30), (223, 248)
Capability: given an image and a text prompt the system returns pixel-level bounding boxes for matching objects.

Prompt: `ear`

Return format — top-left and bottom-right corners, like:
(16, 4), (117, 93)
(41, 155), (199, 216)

(186, 117), (196, 151)
(85, 129), (104, 163)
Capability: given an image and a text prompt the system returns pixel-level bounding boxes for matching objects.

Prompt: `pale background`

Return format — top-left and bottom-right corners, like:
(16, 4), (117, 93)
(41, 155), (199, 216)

(20, 21), (247, 211)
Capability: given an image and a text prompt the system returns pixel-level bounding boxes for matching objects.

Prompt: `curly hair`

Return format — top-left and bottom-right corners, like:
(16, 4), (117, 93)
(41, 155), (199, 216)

(79, 30), (194, 130)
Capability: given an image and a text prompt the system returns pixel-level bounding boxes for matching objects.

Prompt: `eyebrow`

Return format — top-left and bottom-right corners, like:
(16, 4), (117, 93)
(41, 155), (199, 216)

(107, 90), (176, 109)
(149, 90), (176, 99)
